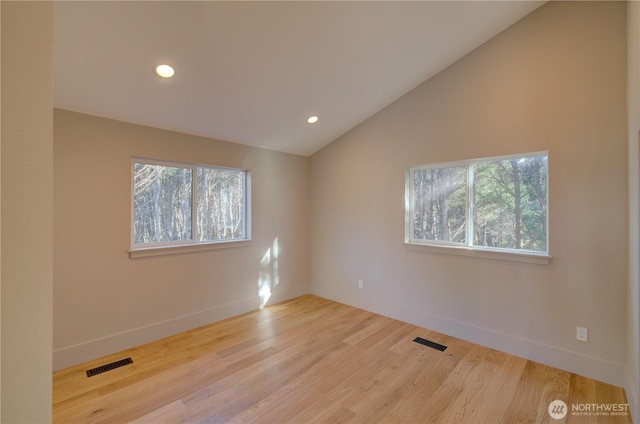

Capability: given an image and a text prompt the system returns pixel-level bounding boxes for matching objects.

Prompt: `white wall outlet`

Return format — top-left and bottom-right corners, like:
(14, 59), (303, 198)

(358, 279), (363, 289)
(576, 327), (588, 342)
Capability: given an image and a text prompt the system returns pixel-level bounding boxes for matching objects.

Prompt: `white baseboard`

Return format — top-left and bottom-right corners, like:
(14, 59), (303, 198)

(315, 290), (627, 389)
(53, 296), (261, 371)
(54, 290), (630, 397)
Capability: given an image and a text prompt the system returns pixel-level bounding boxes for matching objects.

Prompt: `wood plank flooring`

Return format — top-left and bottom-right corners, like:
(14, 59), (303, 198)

(53, 295), (632, 423)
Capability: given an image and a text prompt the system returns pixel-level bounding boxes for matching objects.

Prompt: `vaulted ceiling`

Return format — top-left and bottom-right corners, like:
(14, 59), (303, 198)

(54, 1), (544, 156)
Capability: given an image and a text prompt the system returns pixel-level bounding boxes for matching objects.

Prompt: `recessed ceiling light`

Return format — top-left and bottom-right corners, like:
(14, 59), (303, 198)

(307, 115), (319, 124)
(155, 64), (175, 78)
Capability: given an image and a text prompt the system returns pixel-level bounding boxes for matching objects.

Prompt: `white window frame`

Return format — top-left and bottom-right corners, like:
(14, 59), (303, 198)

(405, 151), (549, 263)
(130, 157), (251, 257)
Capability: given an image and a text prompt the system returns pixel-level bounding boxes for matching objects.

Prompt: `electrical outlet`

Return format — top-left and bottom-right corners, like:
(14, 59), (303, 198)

(576, 327), (588, 342)
(358, 280), (363, 289)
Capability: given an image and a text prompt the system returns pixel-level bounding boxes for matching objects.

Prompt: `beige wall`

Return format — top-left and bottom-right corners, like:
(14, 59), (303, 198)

(627, 1), (639, 421)
(310, 1), (628, 387)
(53, 110), (310, 369)
(1, 2), (54, 422)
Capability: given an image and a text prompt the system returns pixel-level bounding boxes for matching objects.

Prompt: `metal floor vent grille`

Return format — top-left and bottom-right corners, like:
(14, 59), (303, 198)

(86, 357), (133, 377)
(413, 337), (448, 352)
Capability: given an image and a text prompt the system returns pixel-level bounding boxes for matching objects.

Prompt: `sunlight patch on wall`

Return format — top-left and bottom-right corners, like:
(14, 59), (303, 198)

(259, 237), (279, 308)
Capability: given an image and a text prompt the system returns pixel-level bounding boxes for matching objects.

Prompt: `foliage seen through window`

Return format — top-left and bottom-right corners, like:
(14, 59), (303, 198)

(133, 160), (248, 247)
(407, 153), (548, 254)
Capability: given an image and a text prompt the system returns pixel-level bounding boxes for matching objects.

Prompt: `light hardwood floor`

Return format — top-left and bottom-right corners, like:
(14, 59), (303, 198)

(53, 295), (632, 423)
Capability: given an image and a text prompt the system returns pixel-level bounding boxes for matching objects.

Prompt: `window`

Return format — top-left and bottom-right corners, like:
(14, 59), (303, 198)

(132, 158), (250, 249)
(406, 152), (548, 256)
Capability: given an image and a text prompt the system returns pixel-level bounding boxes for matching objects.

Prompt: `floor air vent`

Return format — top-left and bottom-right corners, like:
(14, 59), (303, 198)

(86, 357), (133, 377)
(413, 337), (447, 351)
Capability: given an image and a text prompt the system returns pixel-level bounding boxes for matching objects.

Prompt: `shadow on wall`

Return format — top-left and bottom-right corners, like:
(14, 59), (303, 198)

(259, 237), (279, 308)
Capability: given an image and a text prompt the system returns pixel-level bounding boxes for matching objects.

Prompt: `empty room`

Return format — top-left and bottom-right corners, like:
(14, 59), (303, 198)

(2, 1), (639, 423)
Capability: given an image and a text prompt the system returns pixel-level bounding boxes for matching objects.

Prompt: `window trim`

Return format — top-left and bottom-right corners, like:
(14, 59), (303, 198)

(129, 239), (252, 259)
(405, 151), (549, 262)
(130, 157), (251, 255)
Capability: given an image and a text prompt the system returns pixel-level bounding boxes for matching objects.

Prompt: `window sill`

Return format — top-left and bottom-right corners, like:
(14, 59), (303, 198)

(130, 240), (252, 259)
(404, 242), (551, 265)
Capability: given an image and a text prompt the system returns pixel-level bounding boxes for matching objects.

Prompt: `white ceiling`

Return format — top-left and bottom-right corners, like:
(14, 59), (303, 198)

(54, 1), (544, 157)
